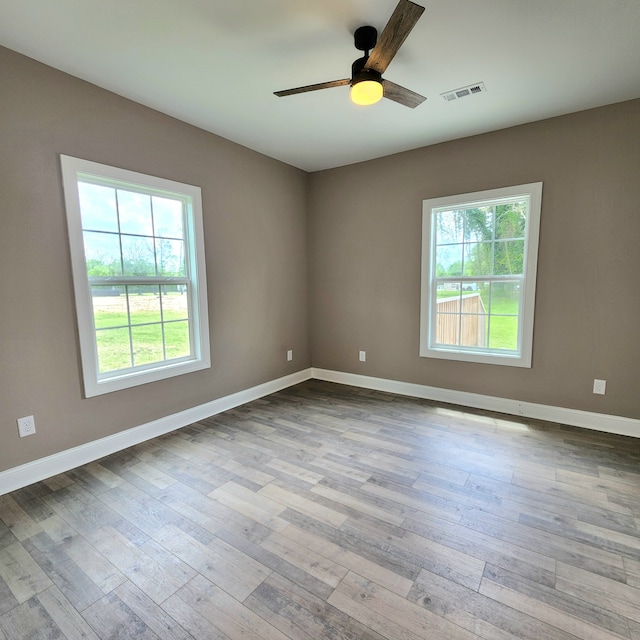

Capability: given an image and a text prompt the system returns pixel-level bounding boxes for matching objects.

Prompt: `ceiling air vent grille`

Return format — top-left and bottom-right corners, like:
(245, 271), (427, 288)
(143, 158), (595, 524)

(441, 82), (486, 102)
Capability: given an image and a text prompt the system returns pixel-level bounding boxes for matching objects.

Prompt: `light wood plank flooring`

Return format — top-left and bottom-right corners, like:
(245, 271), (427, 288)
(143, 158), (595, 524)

(1, 380), (639, 639)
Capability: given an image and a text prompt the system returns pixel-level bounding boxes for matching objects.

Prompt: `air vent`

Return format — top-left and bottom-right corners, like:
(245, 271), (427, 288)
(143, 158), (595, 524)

(441, 82), (486, 102)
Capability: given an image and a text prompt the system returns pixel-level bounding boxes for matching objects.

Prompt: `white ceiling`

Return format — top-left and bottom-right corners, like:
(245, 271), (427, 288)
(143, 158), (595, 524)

(1, 0), (639, 172)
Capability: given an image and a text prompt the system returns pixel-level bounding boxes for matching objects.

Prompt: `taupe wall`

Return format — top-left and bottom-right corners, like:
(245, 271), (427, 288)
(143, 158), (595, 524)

(2, 46), (639, 476)
(0, 47), (310, 472)
(309, 99), (640, 419)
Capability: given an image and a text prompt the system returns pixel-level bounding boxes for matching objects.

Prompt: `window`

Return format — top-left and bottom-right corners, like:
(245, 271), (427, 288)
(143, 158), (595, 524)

(60, 155), (210, 397)
(420, 183), (542, 367)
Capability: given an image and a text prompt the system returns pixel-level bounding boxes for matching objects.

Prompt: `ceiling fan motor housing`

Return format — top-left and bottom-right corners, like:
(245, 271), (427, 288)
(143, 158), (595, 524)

(354, 25), (378, 52)
(351, 57), (382, 87)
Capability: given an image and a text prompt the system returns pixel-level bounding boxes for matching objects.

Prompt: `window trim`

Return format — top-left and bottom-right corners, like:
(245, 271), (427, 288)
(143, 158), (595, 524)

(60, 155), (210, 397)
(420, 182), (542, 367)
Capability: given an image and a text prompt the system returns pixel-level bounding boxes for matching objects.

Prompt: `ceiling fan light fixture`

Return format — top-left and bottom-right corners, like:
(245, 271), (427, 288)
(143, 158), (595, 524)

(274, 1), (426, 109)
(350, 79), (384, 106)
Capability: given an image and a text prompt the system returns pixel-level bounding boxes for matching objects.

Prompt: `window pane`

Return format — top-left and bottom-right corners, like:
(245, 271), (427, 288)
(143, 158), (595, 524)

(461, 312), (488, 347)
(435, 244), (463, 276)
(96, 327), (131, 373)
(488, 281), (520, 351)
(92, 286), (127, 329)
(121, 235), (156, 276)
(435, 210), (463, 244)
(493, 240), (525, 275)
(461, 281), (489, 298)
(117, 190), (153, 236)
(489, 282), (520, 314)
(83, 231), (123, 276)
(79, 183), (119, 232)
(161, 286), (188, 320)
(495, 203), (526, 239)
(156, 238), (185, 277)
(461, 290), (485, 312)
(165, 320), (191, 359)
(463, 242), (491, 276)
(127, 285), (161, 325)
(153, 196), (184, 239)
(489, 315), (519, 350)
(435, 313), (459, 346)
(131, 324), (164, 366)
(464, 207), (493, 242)
(460, 290), (488, 347)
(436, 284), (460, 303)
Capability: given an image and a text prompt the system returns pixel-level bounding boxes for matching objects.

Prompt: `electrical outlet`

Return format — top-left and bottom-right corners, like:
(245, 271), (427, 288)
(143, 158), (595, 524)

(359, 350), (366, 362)
(287, 349), (293, 362)
(17, 415), (36, 438)
(593, 379), (606, 395)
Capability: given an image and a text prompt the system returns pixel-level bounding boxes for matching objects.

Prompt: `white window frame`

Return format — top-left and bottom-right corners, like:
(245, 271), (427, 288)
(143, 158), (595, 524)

(60, 155), (210, 397)
(420, 182), (542, 367)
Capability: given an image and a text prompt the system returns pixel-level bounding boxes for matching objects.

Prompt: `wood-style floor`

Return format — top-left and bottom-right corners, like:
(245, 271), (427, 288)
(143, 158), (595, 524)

(1, 380), (639, 640)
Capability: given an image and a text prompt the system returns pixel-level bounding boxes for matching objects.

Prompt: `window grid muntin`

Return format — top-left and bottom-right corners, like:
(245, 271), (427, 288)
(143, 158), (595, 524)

(79, 176), (195, 378)
(80, 180), (188, 279)
(90, 280), (195, 379)
(433, 198), (529, 276)
(430, 276), (524, 355)
(430, 196), (530, 357)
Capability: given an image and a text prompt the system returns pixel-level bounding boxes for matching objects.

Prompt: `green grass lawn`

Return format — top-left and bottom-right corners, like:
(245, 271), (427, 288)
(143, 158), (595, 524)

(94, 309), (186, 329)
(488, 315), (518, 349)
(484, 292), (519, 350)
(95, 310), (190, 373)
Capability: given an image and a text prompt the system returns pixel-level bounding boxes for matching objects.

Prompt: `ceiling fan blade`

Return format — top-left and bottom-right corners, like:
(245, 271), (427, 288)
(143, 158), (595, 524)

(274, 79), (350, 97)
(365, 0), (425, 75)
(383, 79), (426, 108)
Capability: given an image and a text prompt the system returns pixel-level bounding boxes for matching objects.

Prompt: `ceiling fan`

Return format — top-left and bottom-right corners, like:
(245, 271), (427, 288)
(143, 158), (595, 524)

(275, 0), (426, 108)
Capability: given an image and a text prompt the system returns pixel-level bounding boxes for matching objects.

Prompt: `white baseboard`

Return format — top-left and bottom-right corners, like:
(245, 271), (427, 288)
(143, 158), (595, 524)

(3, 366), (637, 496)
(0, 368), (313, 496)
(311, 368), (640, 439)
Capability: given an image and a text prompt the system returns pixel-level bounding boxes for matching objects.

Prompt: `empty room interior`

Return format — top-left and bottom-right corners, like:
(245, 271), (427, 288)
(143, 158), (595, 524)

(1, 1), (639, 639)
